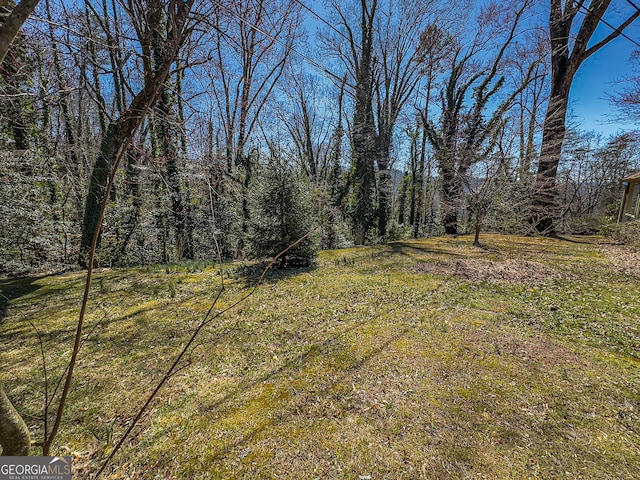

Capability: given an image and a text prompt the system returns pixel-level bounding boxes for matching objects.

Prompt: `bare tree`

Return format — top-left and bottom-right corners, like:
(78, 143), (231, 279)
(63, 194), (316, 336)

(610, 51), (640, 122)
(323, 0), (377, 245)
(556, 130), (640, 231)
(280, 71), (334, 184)
(530, 0), (640, 234)
(372, 0), (433, 239)
(206, 0), (300, 253)
(511, 29), (549, 181)
(413, 22), (455, 237)
(424, 0), (538, 234)
(326, 0), (435, 244)
(79, 0), (195, 267)
(143, 0), (193, 261)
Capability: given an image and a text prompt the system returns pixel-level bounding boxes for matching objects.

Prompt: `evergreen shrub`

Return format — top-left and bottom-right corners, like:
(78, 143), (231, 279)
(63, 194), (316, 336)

(245, 158), (317, 267)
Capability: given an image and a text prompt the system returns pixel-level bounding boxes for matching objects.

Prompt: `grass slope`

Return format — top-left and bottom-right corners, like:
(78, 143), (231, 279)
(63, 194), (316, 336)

(1, 234), (639, 479)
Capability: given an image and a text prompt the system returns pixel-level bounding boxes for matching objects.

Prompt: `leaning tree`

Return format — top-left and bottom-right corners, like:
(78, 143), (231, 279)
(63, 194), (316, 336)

(530, 0), (640, 234)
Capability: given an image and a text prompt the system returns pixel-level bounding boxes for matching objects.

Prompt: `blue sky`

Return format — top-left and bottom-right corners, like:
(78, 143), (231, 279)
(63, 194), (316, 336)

(573, 50), (634, 136)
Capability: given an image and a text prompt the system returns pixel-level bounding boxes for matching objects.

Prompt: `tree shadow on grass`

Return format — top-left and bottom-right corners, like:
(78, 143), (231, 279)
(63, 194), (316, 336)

(555, 235), (600, 245)
(379, 240), (479, 267)
(203, 322), (412, 465)
(99, 301), (417, 478)
(0, 276), (45, 321)
(390, 239), (471, 256)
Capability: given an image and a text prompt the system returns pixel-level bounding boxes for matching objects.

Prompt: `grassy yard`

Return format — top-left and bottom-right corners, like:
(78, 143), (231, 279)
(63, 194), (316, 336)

(1, 234), (639, 479)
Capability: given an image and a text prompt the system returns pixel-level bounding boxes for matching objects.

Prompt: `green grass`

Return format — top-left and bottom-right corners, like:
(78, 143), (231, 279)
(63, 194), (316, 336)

(1, 234), (638, 479)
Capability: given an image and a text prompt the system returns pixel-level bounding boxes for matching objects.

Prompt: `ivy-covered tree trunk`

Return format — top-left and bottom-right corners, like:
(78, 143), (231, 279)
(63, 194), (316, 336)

(351, 122), (377, 245)
(350, 0), (377, 246)
(149, 6), (192, 262)
(376, 133), (392, 239)
(422, 2), (536, 236)
(439, 155), (460, 235)
(0, 9), (32, 151)
(153, 86), (192, 261)
(396, 171), (410, 224)
(79, 121), (120, 267)
(114, 150), (143, 263)
(0, 382), (30, 456)
(407, 127), (421, 237)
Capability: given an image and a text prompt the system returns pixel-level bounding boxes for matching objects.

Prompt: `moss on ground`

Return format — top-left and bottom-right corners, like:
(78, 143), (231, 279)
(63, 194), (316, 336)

(0, 234), (638, 479)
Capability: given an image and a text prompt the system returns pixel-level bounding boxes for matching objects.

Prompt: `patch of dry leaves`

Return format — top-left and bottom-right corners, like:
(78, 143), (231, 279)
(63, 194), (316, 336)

(410, 258), (571, 284)
(599, 244), (640, 278)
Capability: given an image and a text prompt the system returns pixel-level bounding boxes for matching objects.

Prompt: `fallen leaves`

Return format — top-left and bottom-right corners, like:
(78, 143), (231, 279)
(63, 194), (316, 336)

(410, 258), (571, 284)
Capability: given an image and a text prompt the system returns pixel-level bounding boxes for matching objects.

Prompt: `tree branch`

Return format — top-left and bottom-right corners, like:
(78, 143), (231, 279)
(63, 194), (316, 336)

(0, 0), (40, 65)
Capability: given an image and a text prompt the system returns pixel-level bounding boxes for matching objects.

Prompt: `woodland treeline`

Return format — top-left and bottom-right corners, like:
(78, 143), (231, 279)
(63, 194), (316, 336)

(1, 0), (640, 275)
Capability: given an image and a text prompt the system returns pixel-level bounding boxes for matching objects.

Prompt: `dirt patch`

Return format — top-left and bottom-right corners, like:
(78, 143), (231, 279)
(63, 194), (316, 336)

(466, 327), (586, 368)
(410, 258), (570, 284)
(498, 335), (585, 367)
(600, 244), (640, 278)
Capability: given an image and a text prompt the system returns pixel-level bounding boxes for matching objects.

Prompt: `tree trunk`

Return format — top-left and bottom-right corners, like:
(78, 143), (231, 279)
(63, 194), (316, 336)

(530, 90), (570, 235)
(473, 197), (482, 246)
(350, 0), (377, 245)
(155, 86), (190, 262)
(376, 149), (391, 239)
(78, 0), (193, 267)
(399, 170), (413, 227)
(530, 0), (640, 234)
(351, 126), (376, 245)
(0, 0), (40, 65)
(408, 125), (423, 238)
(440, 159), (460, 235)
(0, 57), (29, 150)
(79, 70), (176, 266)
(79, 122), (117, 266)
(0, 382), (30, 456)
(114, 150), (142, 263)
